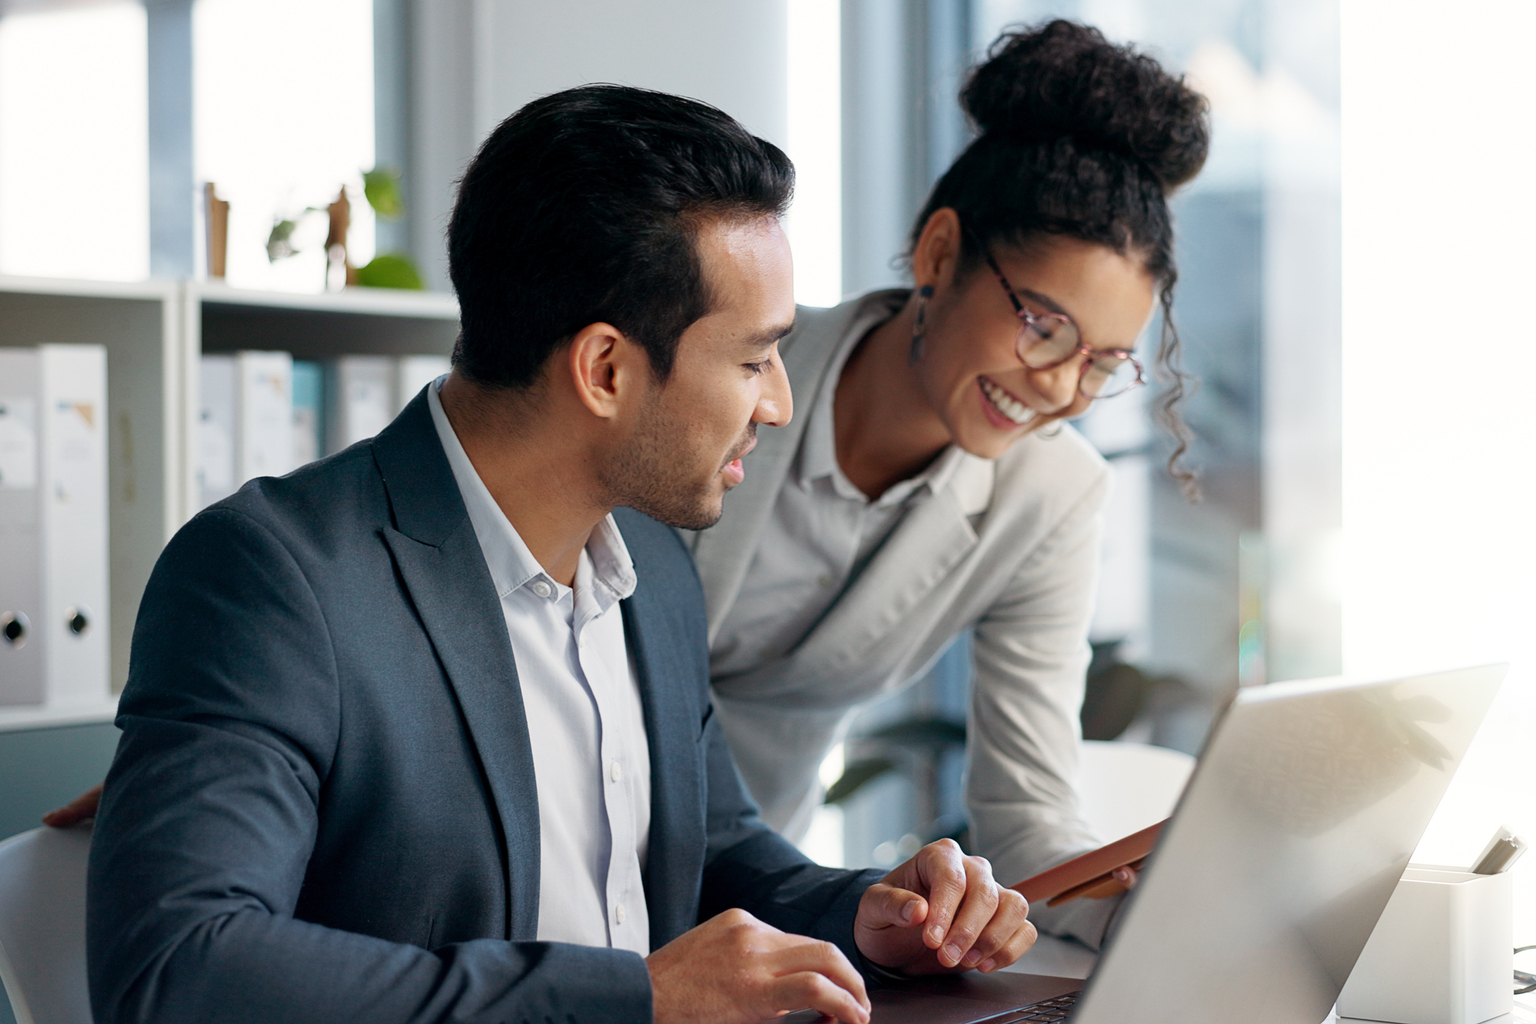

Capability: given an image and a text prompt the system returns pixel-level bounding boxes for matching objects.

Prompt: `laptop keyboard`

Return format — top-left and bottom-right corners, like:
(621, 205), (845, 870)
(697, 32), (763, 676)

(977, 991), (1079, 1023)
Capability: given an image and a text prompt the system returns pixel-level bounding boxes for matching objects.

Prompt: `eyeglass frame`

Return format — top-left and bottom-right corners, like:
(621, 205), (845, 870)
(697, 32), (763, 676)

(972, 234), (1146, 400)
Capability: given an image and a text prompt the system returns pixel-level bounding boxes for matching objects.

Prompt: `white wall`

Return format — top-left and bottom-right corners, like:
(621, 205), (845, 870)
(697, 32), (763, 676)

(408, 0), (788, 291)
(1341, 0), (1536, 940)
(474, 1), (786, 145)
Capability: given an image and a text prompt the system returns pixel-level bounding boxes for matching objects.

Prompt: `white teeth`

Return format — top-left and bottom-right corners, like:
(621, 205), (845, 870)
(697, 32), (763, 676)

(981, 378), (1037, 426)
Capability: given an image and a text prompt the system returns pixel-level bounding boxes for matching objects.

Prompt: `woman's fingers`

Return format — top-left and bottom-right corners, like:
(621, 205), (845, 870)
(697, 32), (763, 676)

(42, 783), (103, 828)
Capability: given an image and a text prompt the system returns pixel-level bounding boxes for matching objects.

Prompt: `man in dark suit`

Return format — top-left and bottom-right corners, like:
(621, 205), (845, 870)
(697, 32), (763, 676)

(85, 86), (1035, 1024)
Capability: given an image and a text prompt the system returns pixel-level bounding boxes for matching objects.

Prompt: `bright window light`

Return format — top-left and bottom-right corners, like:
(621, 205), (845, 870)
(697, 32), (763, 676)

(194, 0), (374, 292)
(0, 3), (149, 281)
(784, 0), (841, 308)
(1341, 0), (1536, 943)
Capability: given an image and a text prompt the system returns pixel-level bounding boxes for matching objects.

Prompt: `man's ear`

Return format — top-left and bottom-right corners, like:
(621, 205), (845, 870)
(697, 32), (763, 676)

(566, 322), (647, 419)
(911, 207), (963, 293)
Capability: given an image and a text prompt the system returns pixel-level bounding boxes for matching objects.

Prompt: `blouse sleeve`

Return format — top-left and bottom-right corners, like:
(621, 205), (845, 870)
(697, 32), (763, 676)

(965, 468), (1126, 948)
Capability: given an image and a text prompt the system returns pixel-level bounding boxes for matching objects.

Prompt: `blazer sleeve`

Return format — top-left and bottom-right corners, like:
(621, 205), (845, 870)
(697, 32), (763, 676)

(964, 471), (1126, 949)
(696, 703), (885, 967)
(88, 508), (652, 1024)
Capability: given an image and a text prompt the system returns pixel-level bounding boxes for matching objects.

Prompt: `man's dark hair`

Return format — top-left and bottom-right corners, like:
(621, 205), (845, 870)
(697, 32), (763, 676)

(448, 84), (795, 389)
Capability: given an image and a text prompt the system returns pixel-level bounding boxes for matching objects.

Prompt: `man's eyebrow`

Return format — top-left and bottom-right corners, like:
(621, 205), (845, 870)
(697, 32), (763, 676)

(744, 320), (795, 349)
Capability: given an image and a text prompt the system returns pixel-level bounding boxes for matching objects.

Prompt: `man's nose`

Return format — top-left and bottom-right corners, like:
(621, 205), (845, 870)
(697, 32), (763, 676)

(754, 359), (793, 428)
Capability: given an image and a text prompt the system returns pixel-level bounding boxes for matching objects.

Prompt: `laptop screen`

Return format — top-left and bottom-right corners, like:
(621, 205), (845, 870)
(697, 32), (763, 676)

(1074, 665), (1505, 1024)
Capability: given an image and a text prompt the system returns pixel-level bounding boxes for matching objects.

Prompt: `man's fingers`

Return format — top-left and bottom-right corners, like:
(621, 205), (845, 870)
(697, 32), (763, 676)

(860, 883), (927, 929)
(959, 889), (1030, 970)
(767, 971), (870, 1024)
(915, 839), (969, 948)
(937, 855), (999, 967)
(765, 940), (869, 1012)
(977, 918), (1038, 973)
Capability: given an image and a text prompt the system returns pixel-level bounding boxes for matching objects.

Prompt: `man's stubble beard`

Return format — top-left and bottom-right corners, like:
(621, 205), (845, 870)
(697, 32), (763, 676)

(599, 401), (754, 532)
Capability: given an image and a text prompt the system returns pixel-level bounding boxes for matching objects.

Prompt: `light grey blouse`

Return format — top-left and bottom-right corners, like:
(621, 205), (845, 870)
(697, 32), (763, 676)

(691, 291), (1122, 948)
(712, 291), (967, 678)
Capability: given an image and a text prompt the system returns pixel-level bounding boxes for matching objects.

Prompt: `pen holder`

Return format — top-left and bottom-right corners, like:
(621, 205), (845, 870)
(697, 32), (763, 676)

(1338, 866), (1512, 1024)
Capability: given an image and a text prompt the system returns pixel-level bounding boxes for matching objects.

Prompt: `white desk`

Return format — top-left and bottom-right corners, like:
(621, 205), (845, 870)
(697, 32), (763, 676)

(1004, 933), (1536, 1024)
(1001, 932), (1097, 980)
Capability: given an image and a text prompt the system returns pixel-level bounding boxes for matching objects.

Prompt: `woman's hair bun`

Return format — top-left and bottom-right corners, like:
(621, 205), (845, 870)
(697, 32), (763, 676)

(963, 20), (1208, 190)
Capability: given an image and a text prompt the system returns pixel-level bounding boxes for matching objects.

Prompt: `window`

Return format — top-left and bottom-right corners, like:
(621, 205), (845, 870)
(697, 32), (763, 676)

(0, 2), (148, 281)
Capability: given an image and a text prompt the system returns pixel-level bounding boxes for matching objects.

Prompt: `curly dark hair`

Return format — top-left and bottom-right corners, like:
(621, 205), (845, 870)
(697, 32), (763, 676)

(911, 20), (1209, 495)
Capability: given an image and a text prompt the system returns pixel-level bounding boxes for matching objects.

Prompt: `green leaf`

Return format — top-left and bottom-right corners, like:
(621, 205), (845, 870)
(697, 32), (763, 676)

(823, 757), (897, 805)
(363, 167), (405, 220)
(266, 219), (299, 262)
(355, 253), (425, 290)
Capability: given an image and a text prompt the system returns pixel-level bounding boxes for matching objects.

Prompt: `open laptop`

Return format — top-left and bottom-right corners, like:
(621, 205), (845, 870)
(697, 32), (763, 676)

(783, 664), (1508, 1024)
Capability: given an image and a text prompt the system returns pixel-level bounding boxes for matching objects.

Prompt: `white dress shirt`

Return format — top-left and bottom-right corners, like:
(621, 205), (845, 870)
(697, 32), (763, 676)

(711, 292), (967, 677)
(427, 379), (652, 955)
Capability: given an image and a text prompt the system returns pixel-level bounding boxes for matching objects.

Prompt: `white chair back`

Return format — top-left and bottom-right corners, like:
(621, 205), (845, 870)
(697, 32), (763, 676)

(0, 826), (91, 1024)
(1075, 740), (1195, 842)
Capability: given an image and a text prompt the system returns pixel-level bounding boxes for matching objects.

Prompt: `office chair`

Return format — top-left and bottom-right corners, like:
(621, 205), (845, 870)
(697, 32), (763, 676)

(0, 825), (92, 1024)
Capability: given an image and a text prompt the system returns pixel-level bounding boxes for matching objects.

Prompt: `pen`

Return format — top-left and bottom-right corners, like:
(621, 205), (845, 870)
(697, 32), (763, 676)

(1471, 826), (1527, 875)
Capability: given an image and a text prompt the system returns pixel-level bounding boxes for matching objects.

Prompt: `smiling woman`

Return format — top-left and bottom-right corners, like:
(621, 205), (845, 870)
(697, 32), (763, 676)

(688, 19), (1210, 952)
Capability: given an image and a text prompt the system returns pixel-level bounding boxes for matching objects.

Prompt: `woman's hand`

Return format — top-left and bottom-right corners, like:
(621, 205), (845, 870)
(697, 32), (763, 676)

(42, 783), (102, 828)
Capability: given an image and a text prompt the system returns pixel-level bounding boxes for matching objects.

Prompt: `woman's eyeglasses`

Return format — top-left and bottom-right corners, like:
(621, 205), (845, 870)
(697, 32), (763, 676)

(977, 243), (1145, 400)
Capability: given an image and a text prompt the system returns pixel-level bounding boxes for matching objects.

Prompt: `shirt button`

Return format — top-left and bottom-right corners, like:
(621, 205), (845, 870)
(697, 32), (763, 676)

(530, 580), (552, 598)
(610, 760), (623, 783)
(615, 902), (626, 925)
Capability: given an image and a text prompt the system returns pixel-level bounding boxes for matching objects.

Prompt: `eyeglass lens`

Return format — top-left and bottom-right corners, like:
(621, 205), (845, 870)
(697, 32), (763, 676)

(1018, 319), (1140, 398)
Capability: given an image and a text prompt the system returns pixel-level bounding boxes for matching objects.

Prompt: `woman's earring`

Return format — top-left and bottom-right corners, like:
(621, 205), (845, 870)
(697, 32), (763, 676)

(910, 285), (935, 364)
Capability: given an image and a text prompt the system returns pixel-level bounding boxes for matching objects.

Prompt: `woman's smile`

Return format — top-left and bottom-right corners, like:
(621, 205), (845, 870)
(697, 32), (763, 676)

(977, 376), (1038, 430)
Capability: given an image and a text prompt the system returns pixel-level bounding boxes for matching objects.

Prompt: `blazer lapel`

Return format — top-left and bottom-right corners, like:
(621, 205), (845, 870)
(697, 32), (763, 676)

(373, 394), (542, 941)
(795, 454), (995, 674)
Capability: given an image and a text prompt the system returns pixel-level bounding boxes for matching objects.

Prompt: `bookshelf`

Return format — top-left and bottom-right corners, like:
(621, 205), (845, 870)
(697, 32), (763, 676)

(0, 276), (460, 723)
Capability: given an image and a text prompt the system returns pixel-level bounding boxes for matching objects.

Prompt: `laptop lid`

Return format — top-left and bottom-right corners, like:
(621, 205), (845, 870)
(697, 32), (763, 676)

(773, 665), (1504, 1024)
(1072, 664), (1506, 1024)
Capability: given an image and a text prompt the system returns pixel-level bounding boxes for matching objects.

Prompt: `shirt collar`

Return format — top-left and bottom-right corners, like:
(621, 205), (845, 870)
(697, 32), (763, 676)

(427, 377), (637, 607)
(797, 290), (968, 507)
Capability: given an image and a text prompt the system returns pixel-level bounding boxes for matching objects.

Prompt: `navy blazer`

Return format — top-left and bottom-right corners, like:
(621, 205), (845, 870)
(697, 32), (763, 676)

(87, 392), (882, 1024)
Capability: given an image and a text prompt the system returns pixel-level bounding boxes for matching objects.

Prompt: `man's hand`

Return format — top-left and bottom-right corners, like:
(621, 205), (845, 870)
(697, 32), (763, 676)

(42, 783), (102, 828)
(854, 839), (1035, 976)
(647, 908), (870, 1024)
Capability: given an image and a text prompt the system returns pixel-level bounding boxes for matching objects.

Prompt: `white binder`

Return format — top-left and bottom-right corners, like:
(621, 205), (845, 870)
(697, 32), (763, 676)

(39, 345), (110, 706)
(292, 360), (324, 467)
(198, 351), (296, 510)
(394, 355), (450, 413)
(235, 351), (295, 482)
(0, 348), (44, 705)
(0, 344), (109, 707)
(325, 355), (394, 455)
(198, 354), (237, 509)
